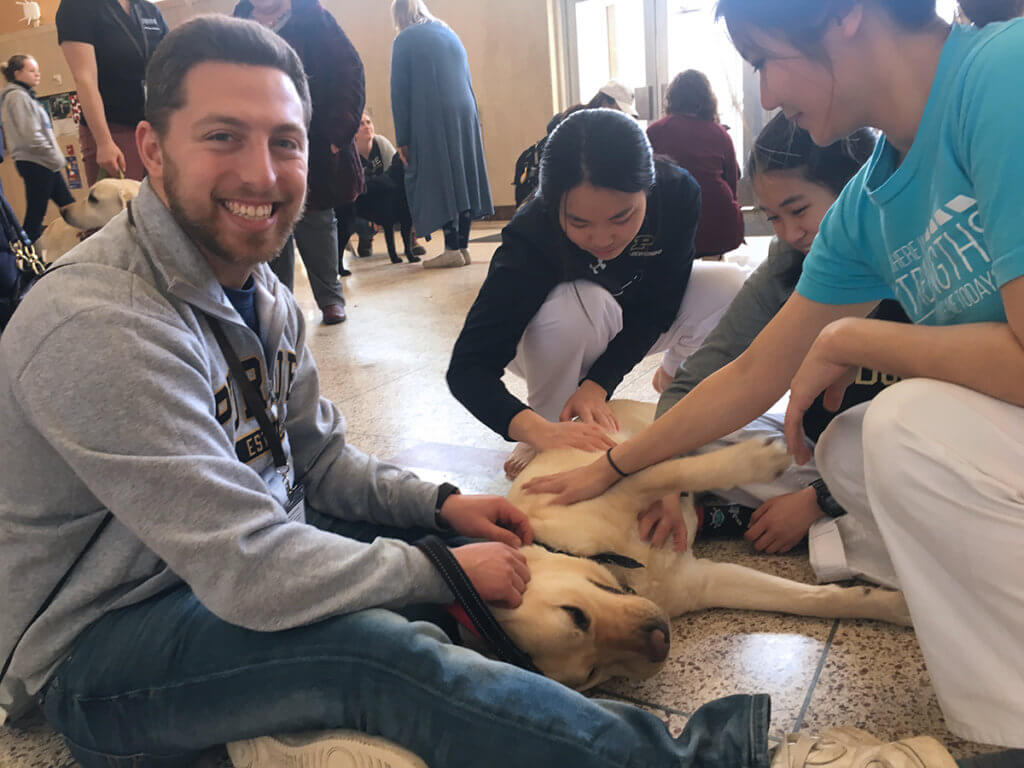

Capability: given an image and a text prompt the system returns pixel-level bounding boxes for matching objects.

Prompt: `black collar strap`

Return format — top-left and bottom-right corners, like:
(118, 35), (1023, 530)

(533, 540), (645, 571)
(414, 536), (541, 674)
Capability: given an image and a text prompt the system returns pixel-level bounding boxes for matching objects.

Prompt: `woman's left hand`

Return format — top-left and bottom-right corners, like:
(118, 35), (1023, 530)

(784, 323), (858, 464)
(560, 380), (619, 432)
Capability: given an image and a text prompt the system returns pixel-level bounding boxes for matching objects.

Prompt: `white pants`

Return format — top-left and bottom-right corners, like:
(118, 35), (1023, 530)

(508, 261), (748, 422)
(813, 404), (902, 588)
(819, 379), (1024, 746)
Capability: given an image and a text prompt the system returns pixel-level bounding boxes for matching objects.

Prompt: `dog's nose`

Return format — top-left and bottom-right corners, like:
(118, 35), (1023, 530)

(644, 620), (671, 662)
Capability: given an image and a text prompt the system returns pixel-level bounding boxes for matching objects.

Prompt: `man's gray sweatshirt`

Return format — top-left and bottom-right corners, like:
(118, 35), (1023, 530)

(0, 181), (453, 719)
(0, 82), (65, 171)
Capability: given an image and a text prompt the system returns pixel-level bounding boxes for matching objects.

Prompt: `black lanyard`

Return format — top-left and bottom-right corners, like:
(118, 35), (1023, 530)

(206, 315), (299, 500)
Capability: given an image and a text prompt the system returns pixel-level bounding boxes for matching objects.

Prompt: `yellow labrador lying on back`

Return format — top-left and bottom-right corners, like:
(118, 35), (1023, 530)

(486, 400), (909, 691)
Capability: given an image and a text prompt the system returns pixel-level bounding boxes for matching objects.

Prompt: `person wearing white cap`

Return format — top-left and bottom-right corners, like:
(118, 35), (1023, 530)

(588, 78), (640, 117)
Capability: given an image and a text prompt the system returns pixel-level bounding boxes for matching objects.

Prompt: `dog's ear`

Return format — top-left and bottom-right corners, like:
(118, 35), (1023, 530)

(588, 552), (644, 569)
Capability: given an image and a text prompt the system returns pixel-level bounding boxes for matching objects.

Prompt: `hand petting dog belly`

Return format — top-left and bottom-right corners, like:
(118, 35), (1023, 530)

(489, 400), (910, 691)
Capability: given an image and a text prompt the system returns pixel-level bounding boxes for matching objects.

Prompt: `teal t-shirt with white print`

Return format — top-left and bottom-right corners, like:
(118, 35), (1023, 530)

(797, 19), (1024, 324)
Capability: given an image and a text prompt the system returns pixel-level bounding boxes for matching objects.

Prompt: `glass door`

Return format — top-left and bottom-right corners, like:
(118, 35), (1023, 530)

(565, 0), (764, 199)
(564, 0), (658, 121)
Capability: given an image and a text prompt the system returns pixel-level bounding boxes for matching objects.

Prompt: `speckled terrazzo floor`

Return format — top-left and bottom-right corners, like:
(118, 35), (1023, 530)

(0, 226), (1001, 766)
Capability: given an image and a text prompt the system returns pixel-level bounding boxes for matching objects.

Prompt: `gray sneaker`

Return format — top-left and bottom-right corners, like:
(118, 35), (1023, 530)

(460, 248), (472, 265)
(772, 727), (957, 768)
(227, 730), (428, 768)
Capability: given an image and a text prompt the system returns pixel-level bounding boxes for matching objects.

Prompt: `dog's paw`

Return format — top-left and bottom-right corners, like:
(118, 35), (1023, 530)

(731, 437), (793, 484)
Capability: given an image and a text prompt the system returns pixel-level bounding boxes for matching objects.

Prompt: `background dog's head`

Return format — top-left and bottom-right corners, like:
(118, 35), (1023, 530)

(492, 546), (670, 690)
(60, 178), (141, 231)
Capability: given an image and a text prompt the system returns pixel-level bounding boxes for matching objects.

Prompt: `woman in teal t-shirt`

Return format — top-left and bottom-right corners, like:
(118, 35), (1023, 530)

(524, 0), (1024, 750)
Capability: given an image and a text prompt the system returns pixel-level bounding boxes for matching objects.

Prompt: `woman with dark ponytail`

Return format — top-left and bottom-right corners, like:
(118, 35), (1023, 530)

(525, 0), (1024, 755)
(0, 55), (74, 242)
(447, 108), (747, 479)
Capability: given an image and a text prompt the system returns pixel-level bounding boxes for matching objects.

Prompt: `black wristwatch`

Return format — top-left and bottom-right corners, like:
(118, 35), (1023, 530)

(434, 482), (461, 529)
(810, 478), (846, 519)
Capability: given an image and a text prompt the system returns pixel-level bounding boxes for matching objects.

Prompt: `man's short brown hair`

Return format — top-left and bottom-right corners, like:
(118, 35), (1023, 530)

(145, 15), (312, 135)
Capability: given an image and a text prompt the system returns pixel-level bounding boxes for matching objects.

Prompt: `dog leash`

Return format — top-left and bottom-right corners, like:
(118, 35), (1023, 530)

(414, 536), (541, 674)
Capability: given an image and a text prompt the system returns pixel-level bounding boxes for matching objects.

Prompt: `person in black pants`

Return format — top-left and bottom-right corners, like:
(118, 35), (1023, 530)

(0, 55), (74, 242)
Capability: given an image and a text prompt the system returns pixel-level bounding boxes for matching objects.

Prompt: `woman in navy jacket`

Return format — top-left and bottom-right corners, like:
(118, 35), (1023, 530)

(448, 109), (746, 478)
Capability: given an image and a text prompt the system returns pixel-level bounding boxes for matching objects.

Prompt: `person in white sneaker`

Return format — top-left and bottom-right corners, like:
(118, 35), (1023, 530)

(524, 0), (1024, 750)
(389, 0), (492, 269)
(447, 108), (748, 482)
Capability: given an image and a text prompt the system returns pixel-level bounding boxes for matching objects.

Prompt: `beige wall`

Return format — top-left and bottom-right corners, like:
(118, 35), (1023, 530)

(0, 0), (558, 223)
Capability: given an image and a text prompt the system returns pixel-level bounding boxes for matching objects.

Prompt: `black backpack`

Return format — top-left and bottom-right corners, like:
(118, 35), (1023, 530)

(0, 191), (46, 333)
(513, 136), (546, 208)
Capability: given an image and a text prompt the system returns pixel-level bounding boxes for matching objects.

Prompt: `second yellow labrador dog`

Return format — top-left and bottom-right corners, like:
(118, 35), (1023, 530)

(36, 178), (141, 263)
(486, 400), (910, 691)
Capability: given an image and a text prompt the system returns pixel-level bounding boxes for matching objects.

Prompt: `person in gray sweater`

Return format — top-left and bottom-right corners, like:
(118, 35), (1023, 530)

(653, 114), (909, 585)
(0, 54), (74, 242)
(0, 16), (823, 768)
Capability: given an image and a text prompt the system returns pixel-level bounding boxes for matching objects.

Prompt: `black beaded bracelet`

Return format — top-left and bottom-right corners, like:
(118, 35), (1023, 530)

(605, 448), (630, 478)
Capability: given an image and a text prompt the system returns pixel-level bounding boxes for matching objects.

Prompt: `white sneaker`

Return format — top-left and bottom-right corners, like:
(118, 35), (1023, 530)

(772, 728), (957, 768)
(460, 248), (472, 265)
(227, 730), (428, 768)
(421, 249), (465, 269)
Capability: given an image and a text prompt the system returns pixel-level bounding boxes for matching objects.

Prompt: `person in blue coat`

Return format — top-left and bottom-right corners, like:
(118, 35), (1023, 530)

(389, 0), (493, 269)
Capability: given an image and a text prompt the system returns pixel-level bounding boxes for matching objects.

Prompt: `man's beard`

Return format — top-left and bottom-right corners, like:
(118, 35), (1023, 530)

(163, 154), (304, 270)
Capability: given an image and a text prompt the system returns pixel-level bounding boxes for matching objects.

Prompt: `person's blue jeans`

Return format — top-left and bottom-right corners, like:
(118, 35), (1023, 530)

(39, 511), (771, 768)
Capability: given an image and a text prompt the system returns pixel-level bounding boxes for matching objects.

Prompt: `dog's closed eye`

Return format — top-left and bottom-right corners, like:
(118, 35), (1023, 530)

(589, 579), (635, 596)
(88, 194), (98, 204)
(561, 605), (590, 632)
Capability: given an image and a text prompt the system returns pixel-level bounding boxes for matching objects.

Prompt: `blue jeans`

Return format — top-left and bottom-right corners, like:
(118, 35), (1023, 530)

(40, 512), (771, 768)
